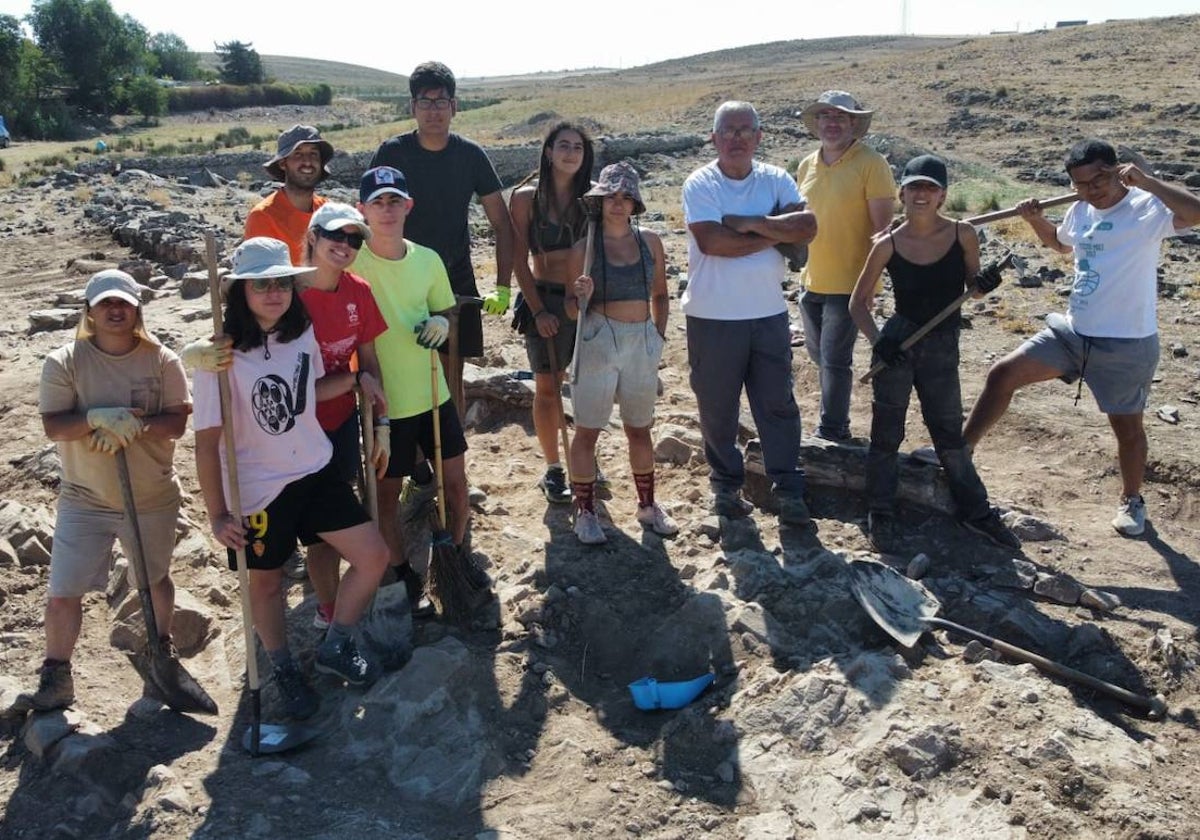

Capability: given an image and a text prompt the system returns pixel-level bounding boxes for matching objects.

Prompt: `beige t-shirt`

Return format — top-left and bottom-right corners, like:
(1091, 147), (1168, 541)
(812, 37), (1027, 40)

(39, 339), (190, 513)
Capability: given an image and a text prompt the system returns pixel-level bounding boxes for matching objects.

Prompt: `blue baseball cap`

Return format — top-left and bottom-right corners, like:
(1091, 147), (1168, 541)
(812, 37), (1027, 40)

(360, 166), (411, 204)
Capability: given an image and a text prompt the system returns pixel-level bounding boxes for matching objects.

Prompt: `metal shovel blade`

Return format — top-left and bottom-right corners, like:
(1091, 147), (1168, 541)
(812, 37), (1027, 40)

(242, 723), (321, 755)
(128, 645), (219, 715)
(849, 559), (941, 648)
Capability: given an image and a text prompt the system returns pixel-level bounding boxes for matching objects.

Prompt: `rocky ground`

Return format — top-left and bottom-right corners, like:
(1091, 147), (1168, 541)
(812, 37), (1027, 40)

(1, 16), (1200, 840)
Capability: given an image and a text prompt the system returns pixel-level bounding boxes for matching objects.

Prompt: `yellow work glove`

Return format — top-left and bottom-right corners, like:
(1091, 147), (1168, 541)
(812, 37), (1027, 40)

(482, 285), (510, 316)
(180, 335), (234, 372)
(372, 425), (391, 478)
(86, 407), (143, 447)
(87, 428), (124, 454)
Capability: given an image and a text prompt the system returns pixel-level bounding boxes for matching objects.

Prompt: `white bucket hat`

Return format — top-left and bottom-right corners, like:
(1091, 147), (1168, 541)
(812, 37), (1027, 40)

(800, 90), (874, 139)
(228, 237), (318, 280)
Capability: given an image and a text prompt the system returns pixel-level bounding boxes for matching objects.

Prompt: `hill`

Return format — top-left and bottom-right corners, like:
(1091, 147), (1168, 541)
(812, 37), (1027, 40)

(196, 52), (408, 92)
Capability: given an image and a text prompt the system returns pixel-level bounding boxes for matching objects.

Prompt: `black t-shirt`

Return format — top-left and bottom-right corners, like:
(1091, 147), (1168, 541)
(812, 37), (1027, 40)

(369, 132), (503, 294)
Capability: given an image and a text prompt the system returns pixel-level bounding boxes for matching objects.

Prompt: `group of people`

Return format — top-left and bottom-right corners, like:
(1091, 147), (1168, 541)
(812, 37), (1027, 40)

(9, 65), (1198, 719)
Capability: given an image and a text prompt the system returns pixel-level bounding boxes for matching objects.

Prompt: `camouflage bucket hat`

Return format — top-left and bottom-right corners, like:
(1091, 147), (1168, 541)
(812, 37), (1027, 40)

(583, 161), (646, 215)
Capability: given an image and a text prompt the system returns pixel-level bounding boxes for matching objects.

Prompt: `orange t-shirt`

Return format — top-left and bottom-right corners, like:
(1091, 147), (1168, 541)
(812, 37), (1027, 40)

(244, 190), (327, 265)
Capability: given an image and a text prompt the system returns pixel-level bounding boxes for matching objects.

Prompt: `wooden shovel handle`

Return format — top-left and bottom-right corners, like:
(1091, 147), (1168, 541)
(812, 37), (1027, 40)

(568, 219), (596, 384)
(964, 193), (1076, 226)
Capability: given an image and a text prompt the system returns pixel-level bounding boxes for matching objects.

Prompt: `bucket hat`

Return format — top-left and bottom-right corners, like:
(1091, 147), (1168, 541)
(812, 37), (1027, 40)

(800, 90), (874, 139)
(583, 161), (645, 215)
(264, 125), (334, 182)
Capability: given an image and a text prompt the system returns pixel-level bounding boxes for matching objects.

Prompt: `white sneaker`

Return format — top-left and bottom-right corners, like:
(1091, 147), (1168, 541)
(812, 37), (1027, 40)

(1112, 494), (1146, 537)
(574, 510), (607, 545)
(637, 503), (679, 536)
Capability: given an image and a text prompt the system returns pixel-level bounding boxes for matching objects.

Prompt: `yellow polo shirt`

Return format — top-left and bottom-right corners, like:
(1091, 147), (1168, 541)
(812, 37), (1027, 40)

(796, 141), (896, 294)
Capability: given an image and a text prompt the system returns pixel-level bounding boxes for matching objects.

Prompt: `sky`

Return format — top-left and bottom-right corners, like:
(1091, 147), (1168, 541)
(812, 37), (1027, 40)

(1, 0), (1196, 79)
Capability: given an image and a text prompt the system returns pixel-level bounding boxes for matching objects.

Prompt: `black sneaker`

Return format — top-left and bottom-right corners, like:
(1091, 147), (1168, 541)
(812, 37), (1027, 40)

(867, 510), (902, 553)
(538, 466), (572, 504)
(962, 510), (1021, 551)
(316, 635), (379, 687)
(272, 660), (318, 719)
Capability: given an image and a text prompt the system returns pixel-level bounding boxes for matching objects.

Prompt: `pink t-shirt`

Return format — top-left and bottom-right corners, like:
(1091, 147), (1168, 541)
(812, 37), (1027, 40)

(300, 270), (389, 431)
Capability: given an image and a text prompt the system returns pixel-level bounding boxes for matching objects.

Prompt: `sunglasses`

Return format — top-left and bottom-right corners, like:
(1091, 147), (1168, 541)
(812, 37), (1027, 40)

(317, 227), (366, 249)
(247, 277), (295, 293)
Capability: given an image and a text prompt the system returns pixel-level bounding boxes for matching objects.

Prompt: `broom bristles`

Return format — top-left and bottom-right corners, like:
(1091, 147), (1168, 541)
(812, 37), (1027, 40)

(426, 540), (485, 621)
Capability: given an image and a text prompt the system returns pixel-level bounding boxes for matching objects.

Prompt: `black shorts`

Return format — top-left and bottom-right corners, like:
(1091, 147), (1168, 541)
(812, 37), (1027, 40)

(385, 400), (469, 478)
(524, 285), (576, 375)
(227, 463), (371, 571)
(452, 304), (484, 357)
(325, 412), (361, 485)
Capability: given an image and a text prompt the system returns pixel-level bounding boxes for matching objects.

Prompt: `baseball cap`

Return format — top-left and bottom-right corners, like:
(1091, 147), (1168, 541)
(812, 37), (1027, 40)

(85, 269), (145, 307)
(900, 155), (949, 189)
(359, 166), (411, 204)
(309, 202), (371, 240)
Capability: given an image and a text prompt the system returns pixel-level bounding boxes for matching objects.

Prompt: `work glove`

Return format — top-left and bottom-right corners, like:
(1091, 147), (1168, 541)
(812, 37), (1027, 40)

(86, 407), (143, 447)
(179, 335), (233, 372)
(87, 428), (124, 454)
(372, 425), (391, 478)
(873, 335), (907, 367)
(482, 286), (510, 316)
(974, 261), (1004, 294)
(413, 315), (450, 349)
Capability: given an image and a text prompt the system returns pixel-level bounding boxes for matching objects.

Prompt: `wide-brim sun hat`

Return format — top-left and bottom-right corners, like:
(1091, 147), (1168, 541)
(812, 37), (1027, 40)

(264, 124), (334, 182)
(583, 161), (646, 215)
(228, 237), (318, 280)
(309, 201), (371, 240)
(801, 90), (874, 139)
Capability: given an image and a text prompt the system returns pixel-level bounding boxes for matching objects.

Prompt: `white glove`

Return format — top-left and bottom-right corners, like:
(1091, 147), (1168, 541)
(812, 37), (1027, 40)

(414, 316), (450, 349)
(86, 407), (143, 447)
(87, 428), (124, 454)
(180, 335), (233, 372)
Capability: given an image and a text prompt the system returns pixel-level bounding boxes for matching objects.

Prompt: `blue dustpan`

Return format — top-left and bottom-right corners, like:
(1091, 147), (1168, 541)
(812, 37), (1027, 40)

(628, 673), (715, 711)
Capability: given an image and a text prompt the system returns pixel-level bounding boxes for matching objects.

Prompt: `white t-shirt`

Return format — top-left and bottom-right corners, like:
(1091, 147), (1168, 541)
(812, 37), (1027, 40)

(192, 326), (332, 514)
(1057, 188), (1179, 339)
(681, 160), (802, 320)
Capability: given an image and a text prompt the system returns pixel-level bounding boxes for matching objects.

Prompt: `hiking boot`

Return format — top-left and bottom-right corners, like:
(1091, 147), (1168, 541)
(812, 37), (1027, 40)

(396, 564), (437, 620)
(538, 466), (572, 505)
(316, 635), (379, 687)
(312, 602), (334, 630)
(777, 494), (812, 527)
(574, 510), (607, 545)
(1112, 494), (1146, 537)
(637, 502), (680, 536)
(13, 660), (75, 713)
(712, 489), (754, 518)
(272, 660), (318, 720)
(283, 549), (307, 581)
(867, 510), (902, 553)
(962, 509), (1022, 550)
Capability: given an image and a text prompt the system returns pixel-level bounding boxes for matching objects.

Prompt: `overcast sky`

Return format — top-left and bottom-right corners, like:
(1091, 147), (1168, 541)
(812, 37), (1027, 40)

(1, 1), (1195, 78)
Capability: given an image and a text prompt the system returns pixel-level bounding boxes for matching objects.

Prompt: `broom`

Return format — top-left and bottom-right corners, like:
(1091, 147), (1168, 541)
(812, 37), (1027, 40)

(423, 347), (486, 620)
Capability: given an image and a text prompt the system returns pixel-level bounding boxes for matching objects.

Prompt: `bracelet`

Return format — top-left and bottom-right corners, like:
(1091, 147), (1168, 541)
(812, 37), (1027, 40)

(374, 417), (390, 427)
(355, 370), (363, 386)
(533, 309), (546, 317)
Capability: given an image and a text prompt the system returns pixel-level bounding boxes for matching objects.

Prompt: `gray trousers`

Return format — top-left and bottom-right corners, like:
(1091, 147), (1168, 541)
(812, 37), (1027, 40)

(686, 313), (805, 497)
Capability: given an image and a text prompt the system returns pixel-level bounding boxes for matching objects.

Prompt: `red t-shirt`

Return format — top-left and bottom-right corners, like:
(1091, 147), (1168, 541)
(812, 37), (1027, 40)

(300, 271), (389, 430)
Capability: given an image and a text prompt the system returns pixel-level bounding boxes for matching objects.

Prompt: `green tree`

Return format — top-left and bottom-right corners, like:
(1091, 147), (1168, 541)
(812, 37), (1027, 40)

(148, 31), (198, 81)
(215, 40), (264, 85)
(0, 15), (23, 110)
(125, 74), (166, 120)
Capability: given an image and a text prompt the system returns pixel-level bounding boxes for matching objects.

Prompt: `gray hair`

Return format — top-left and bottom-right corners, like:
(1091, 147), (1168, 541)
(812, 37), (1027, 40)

(713, 101), (761, 133)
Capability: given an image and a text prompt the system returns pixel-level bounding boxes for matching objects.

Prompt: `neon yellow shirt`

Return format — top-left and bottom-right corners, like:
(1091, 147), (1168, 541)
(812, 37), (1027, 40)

(796, 141), (896, 294)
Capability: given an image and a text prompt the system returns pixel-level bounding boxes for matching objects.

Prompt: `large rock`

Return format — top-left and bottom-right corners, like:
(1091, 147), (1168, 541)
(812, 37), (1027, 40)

(110, 587), (215, 655)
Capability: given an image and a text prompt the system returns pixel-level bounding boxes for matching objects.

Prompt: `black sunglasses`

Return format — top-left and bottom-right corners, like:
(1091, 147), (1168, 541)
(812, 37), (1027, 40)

(317, 227), (366, 249)
(247, 276), (295, 293)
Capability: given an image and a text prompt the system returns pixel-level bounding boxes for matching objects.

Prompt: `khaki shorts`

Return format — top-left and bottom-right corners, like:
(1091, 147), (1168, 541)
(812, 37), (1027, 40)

(573, 313), (664, 429)
(49, 497), (178, 598)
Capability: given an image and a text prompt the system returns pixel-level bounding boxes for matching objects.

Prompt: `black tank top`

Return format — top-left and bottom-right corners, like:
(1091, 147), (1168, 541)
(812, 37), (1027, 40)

(886, 223), (966, 332)
(530, 218), (577, 254)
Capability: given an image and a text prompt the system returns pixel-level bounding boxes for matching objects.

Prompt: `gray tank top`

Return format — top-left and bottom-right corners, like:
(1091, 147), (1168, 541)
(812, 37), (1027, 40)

(593, 233), (654, 303)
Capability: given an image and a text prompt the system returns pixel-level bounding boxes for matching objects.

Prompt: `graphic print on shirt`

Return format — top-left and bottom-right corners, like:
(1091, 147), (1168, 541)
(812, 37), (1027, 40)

(250, 352), (311, 434)
(1072, 220), (1111, 299)
(320, 334), (357, 375)
(346, 302), (360, 327)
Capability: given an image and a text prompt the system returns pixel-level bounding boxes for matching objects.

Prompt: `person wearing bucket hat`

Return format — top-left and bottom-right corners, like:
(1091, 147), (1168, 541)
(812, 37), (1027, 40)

(964, 138), (1200, 539)
(369, 61), (515, 372)
(192, 237), (390, 710)
(562, 161), (677, 544)
(10, 270), (191, 714)
(245, 125), (334, 264)
(681, 101), (817, 527)
(849, 155), (1019, 553)
(795, 90), (897, 444)
(509, 121), (596, 505)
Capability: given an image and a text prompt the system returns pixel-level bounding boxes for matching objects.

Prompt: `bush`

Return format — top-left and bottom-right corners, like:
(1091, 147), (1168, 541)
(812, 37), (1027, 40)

(166, 82), (333, 113)
(946, 193), (967, 213)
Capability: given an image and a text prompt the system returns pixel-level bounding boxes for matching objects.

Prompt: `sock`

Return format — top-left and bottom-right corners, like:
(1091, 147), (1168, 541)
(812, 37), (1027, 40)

(42, 658), (67, 668)
(267, 646), (292, 669)
(572, 477), (597, 514)
(634, 470), (655, 509)
(324, 622), (352, 648)
(317, 601), (335, 622)
(546, 461), (562, 472)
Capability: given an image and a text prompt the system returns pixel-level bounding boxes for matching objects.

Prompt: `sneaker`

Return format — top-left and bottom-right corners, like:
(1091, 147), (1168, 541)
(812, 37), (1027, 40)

(867, 510), (902, 553)
(777, 494), (812, 527)
(272, 660), (319, 720)
(14, 660), (75, 713)
(316, 635), (379, 687)
(910, 445), (940, 466)
(283, 549), (307, 581)
(962, 509), (1022, 550)
(712, 489), (754, 518)
(574, 510), (608, 545)
(538, 466), (572, 505)
(637, 502), (680, 536)
(312, 603), (334, 630)
(1112, 494), (1146, 537)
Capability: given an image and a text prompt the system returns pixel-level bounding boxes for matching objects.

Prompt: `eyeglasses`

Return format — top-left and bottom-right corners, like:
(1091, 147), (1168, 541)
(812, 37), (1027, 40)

(414, 96), (453, 111)
(816, 111), (852, 124)
(716, 126), (758, 141)
(318, 228), (365, 249)
(1071, 170), (1116, 192)
(247, 277), (295, 293)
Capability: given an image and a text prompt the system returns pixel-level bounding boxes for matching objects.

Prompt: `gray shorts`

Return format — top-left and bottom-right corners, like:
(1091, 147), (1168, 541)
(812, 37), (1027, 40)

(49, 497), (178, 598)
(524, 287), (576, 375)
(1020, 313), (1159, 415)
(573, 313), (664, 429)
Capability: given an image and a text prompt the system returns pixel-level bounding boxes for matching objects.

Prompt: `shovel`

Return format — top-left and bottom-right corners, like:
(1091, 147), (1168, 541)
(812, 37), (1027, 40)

(847, 559), (1167, 719)
(205, 233), (319, 756)
(114, 450), (218, 715)
(544, 337), (573, 485)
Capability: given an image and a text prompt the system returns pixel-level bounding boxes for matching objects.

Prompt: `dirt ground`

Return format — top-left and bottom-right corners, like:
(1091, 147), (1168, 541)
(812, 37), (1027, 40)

(1, 16), (1199, 840)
